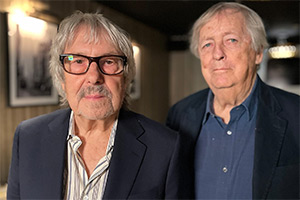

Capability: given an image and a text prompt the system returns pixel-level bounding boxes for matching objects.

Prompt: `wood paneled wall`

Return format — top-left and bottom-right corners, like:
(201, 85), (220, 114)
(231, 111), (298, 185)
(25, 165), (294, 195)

(0, 11), (60, 185)
(0, 0), (170, 184)
(169, 51), (208, 106)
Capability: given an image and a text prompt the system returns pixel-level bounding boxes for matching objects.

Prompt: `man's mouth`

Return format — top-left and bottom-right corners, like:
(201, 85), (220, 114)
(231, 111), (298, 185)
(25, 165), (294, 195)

(84, 94), (106, 99)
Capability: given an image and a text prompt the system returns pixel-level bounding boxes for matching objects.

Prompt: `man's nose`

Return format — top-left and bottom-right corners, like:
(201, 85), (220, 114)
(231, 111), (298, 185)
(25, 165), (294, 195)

(213, 44), (225, 61)
(86, 62), (104, 84)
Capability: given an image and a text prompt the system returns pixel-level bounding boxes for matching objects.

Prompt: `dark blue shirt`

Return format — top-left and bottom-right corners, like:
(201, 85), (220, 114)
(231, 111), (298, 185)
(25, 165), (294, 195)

(195, 79), (258, 199)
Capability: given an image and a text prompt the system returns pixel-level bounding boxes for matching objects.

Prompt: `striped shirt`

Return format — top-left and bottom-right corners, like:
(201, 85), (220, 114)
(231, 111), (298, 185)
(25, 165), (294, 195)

(64, 111), (117, 200)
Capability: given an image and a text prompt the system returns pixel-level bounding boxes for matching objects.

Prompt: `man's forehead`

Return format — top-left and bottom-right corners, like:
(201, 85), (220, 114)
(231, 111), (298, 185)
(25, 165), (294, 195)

(211, 9), (245, 25)
(200, 10), (247, 36)
(66, 25), (112, 47)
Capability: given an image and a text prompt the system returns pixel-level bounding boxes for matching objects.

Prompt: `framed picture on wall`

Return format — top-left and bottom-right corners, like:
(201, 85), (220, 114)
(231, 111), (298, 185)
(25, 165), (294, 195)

(7, 13), (58, 107)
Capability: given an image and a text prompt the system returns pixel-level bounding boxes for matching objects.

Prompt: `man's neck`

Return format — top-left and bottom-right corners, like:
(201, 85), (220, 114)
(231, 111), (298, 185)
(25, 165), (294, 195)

(211, 77), (256, 124)
(72, 114), (117, 178)
(74, 113), (117, 135)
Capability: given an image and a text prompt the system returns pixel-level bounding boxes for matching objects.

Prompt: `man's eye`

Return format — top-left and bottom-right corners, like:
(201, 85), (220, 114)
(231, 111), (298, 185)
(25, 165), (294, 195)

(229, 38), (237, 43)
(105, 60), (114, 64)
(203, 43), (211, 48)
(75, 59), (83, 64)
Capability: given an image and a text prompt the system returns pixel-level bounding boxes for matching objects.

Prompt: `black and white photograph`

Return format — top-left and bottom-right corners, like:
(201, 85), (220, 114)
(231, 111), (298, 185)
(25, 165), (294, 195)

(8, 13), (58, 106)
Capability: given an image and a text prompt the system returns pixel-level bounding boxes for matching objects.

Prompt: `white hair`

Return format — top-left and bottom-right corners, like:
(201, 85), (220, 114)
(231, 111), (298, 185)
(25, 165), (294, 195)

(190, 2), (269, 58)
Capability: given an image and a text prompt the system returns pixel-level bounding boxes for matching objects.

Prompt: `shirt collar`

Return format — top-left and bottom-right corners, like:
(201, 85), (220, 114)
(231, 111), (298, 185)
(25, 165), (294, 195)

(203, 76), (258, 124)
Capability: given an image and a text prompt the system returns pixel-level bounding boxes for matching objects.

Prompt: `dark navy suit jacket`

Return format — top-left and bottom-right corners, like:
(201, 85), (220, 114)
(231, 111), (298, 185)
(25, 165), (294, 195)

(167, 76), (300, 199)
(7, 109), (187, 199)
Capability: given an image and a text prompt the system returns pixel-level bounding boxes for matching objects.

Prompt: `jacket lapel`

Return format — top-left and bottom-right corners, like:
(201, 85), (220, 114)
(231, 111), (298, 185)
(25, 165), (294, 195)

(42, 109), (70, 198)
(180, 98), (207, 197)
(183, 91), (208, 143)
(103, 110), (146, 199)
(252, 79), (287, 199)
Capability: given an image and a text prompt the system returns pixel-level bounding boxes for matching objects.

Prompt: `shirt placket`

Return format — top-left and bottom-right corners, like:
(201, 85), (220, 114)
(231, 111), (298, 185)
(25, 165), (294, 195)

(79, 144), (114, 200)
(225, 106), (245, 198)
(212, 115), (228, 197)
(70, 136), (89, 199)
(65, 114), (117, 200)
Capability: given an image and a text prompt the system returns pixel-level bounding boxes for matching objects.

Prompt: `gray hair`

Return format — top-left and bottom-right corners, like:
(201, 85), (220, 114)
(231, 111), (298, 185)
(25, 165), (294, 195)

(49, 11), (135, 108)
(190, 2), (269, 58)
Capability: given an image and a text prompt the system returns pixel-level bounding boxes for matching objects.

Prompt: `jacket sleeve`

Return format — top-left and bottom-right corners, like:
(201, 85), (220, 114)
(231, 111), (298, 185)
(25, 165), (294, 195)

(7, 124), (21, 199)
(165, 131), (194, 199)
(164, 130), (181, 198)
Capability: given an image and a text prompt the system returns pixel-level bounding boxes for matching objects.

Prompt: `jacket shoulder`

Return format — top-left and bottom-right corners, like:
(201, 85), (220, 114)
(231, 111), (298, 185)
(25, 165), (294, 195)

(170, 88), (209, 112)
(269, 86), (299, 106)
(261, 83), (299, 116)
(166, 89), (208, 131)
(17, 108), (71, 132)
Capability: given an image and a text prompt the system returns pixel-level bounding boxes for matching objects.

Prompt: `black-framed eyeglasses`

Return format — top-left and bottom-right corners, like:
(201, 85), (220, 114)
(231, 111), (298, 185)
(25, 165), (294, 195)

(59, 54), (127, 75)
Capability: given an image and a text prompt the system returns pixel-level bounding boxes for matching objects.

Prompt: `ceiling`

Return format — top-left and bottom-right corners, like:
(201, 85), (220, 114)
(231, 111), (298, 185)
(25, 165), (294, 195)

(97, 0), (299, 50)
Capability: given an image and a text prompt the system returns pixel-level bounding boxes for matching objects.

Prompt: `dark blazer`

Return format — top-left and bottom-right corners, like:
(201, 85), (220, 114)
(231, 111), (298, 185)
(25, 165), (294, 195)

(7, 109), (186, 199)
(166, 76), (300, 199)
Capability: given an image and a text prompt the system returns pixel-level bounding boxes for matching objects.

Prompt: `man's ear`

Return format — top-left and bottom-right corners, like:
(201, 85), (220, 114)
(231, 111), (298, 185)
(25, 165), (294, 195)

(255, 47), (264, 65)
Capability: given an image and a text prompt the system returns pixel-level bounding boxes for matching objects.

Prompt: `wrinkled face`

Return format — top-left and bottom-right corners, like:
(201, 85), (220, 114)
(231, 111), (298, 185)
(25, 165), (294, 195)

(198, 9), (263, 92)
(62, 26), (126, 120)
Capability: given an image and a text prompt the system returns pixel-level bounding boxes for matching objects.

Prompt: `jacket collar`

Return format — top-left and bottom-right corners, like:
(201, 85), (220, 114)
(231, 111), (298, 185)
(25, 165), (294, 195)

(103, 109), (147, 199)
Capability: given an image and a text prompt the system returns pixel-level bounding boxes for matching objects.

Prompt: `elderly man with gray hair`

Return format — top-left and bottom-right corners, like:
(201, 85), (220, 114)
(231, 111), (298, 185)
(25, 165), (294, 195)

(167, 2), (299, 199)
(7, 11), (187, 199)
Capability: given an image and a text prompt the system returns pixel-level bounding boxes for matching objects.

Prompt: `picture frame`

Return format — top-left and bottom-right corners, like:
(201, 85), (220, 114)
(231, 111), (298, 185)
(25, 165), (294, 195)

(130, 44), (141, 100)
(7, 13), (58, 107)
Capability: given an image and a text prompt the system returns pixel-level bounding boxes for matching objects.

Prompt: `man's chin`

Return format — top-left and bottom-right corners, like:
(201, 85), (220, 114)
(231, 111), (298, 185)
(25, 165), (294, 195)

(80, 107), (115, 120)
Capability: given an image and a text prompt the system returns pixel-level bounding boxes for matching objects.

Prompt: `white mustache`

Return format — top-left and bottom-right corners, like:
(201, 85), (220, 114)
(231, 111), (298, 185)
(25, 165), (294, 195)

(78, 85), (112, 100)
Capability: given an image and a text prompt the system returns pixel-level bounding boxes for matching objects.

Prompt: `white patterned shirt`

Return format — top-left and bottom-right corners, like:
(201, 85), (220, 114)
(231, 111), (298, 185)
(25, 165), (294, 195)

(64, 111), (117, 200)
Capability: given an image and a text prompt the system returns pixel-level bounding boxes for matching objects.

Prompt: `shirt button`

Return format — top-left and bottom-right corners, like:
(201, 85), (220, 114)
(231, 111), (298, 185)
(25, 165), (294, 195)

(227, 130), (232, 135)
(83, 195), (89, 200)
(223, 167), (228, 173)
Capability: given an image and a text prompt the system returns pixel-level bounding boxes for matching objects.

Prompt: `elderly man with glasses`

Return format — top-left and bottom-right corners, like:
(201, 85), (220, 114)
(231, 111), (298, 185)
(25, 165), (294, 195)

(7, 11), (188, 199)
